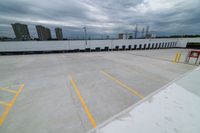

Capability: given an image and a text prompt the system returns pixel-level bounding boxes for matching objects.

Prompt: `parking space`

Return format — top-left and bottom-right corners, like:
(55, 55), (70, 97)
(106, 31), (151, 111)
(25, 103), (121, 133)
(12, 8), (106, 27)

(0, 49), (196, 133)
(0, 84), (24, 125)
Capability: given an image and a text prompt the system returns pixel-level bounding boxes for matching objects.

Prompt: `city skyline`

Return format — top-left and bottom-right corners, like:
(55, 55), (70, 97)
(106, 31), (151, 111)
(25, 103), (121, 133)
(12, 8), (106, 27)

(0, 0), (200, 38)
(9, 23), (155, 40)
(11, 23), (65, 40)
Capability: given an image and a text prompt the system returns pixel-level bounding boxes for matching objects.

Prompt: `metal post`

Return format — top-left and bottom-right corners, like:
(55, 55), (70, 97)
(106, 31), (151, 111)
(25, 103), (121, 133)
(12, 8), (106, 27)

(83, 27), (87, 48)
(111, 39), (113, 51)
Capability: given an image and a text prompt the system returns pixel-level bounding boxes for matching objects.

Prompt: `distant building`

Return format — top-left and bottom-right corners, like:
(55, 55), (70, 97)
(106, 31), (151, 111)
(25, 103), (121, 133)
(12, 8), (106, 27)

(36, 25), (52, 40)
(106, 35), (110, 39)
(46, 28), (51, 40)
(118, 33), (133, 39)
(11, 23), (31, 41)
(145, 32), (155, 39)
(118, 33), (124, 39)
(55, 28), (63, 40)
(151, 34), (156, 38)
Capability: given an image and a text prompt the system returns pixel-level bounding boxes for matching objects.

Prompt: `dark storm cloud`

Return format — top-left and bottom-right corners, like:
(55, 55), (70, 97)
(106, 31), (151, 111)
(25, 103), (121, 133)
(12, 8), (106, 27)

(0, 0), (200, 38)
(0, 1), (32, 15)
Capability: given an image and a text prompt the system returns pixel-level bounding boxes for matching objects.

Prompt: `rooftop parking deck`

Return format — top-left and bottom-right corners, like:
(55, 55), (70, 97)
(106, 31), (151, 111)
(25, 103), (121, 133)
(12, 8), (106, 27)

(0, 49), (197, 133)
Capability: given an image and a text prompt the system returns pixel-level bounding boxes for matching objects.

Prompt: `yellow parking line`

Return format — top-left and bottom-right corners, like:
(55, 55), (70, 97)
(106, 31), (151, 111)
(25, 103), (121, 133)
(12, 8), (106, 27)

(101, 70), (144, 99)
(0, 84), (25, 126)
(0, 101), (11, 107)
(69, 76), (97, 128)
(0, 87), (17, 94)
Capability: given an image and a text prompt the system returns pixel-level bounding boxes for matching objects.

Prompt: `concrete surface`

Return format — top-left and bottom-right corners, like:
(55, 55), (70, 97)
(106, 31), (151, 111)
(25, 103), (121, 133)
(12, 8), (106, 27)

(89, 67), (200, 133)
(0, 49), (196, 133)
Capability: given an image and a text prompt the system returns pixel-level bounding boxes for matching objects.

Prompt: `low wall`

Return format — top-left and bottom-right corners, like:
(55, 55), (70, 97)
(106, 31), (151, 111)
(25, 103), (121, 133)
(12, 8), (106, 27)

(0, 38), (200, 53)
(176, 38), (200, 48)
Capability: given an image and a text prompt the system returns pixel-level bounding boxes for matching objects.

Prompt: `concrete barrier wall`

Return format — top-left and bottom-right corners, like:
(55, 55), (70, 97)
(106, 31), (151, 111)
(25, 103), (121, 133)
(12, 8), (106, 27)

(0, 38), (199, 52)
(176, 38), (200, 47)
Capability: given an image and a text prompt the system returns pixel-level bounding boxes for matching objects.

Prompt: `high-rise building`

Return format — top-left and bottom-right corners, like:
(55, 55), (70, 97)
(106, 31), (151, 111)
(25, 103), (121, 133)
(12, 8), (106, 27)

(55, 28), (63, 40)
(11, 23), (31, 41)
(46, 28), (51, 40)
(36, 25), (52, 40)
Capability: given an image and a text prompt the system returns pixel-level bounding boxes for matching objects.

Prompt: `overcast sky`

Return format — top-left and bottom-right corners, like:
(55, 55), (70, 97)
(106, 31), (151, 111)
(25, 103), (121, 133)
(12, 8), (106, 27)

(0, 0), (200, 38)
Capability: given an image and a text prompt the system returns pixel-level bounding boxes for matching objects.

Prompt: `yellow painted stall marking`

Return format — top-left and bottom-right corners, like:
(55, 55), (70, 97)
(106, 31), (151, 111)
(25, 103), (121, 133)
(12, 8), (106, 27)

(0, 101), (11, 107)
(101, 70), (144, 99)
(0, 84), (25, 126)
(0, 87), (17, 94)
(69, 77), (97, 128)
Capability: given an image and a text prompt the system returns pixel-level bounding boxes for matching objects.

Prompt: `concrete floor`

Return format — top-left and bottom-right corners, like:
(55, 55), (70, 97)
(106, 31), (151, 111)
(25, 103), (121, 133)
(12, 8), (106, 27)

(0, 49), (197, 133)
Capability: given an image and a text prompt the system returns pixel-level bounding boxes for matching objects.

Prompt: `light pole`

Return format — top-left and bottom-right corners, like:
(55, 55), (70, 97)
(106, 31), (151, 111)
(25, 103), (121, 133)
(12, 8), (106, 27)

(83, 27), (87, 46)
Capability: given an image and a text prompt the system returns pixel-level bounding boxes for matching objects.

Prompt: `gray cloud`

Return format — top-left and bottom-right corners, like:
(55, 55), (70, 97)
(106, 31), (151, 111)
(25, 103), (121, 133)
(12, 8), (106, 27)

(0, 0), (200, 38)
